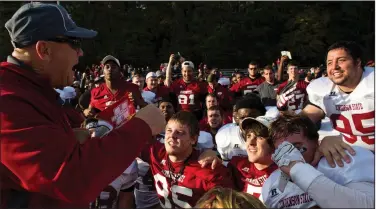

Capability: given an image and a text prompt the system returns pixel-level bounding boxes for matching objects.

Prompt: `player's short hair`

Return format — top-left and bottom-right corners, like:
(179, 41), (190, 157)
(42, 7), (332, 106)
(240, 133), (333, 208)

(169, 111), (200, 137)
(206, 93), (217, 100)
(235, 94), (266, 115)
(287, 60), (299, 68)
(207, 105), (223, 116)
(248, 61), (258, 67)
(269, 113), (319, 146)
(263, 65), (273, 71)
(242, 120), (269, 139)
(195, 187), (267, 209)
(327, 41), (363, 65)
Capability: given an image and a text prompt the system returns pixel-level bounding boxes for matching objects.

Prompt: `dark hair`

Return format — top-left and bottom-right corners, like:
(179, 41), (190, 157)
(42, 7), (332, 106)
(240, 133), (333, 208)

(248, 61), (258, 67)
(207, 105), (224, 116)
(169, 111), (200, 137)
(269, 113), (319, 146)
(206, 93), (218, 100)
(263, 65), (273, 71)
(158, 93), (178, 111)
(287, 60), (299, 68)
(235, 95), (266, 115)
(243, 121), (269, 139)
(327, 41), (363, 67)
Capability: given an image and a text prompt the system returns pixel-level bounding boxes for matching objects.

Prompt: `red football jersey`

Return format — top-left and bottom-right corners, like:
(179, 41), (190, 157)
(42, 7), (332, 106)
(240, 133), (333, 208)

(230, 76), (265, 95)
(141, 142), (233, 208)
(90, 82), (141, 111)
(208, 84), (233, 111)
(229, 156), (277, 200)
(170, 79), (207, 112)
(277, 80), (309, 111)
(144, 85), (171, 103)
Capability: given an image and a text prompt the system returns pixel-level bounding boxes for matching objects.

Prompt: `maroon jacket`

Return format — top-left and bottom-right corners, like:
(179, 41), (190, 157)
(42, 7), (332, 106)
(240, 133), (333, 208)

(0, 56), (152, 208)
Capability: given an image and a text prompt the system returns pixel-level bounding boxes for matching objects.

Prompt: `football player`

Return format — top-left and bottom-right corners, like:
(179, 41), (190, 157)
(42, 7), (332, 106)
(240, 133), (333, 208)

(276, 60), (309, 112)
(228, 116), (277, 200)
(262, 113), (374, 208)
(144, 72), (171, 104)
(165, 54), (208, 120)
(302, 41), (374, 167)
(85, 55), (147, 117)
(139, 111), (233, 208)
(230, 61), (265, 96)
(215, 95), (267, 165)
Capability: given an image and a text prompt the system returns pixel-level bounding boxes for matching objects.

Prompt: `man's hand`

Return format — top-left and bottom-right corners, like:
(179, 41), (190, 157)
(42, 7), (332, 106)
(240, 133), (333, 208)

(313, 135), (356, 168)
(134, 104), (166, 135)
(128, 92), (147, 108)
(198, 149), (222, 170)
(168, 54), (175, 64)
(83, 108), (96, 118)
(277, 86), (296, 109)
(272, 141), (305, 176)
(280, 55), (289, 63)
(84, 118), (114, 138)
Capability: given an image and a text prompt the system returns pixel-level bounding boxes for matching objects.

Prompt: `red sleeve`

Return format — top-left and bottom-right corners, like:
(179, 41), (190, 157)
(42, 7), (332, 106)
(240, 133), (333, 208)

(228, 157), (244, 191)
(1, 94), (152, 204)
(229, 81), (242, 92)
(62, 107), (85, 128)
(205, 165), (234, 191)
(89, 87), (99, 108)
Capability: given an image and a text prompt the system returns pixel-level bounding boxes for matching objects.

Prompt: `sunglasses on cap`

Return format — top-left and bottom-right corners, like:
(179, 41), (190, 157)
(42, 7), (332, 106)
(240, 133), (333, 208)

(47, 37), (82, 50)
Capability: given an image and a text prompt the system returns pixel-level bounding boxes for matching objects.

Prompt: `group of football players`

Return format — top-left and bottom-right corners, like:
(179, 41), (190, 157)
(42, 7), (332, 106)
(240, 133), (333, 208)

(75, 41), (374, 209)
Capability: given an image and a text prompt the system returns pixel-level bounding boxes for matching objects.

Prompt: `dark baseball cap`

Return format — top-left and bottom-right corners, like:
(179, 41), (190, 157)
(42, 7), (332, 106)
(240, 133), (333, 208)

(5, 2), (97, 48)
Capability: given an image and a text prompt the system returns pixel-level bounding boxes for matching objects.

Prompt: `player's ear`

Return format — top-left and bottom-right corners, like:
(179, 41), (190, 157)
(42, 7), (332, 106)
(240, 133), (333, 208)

(191, 135), (199, 145)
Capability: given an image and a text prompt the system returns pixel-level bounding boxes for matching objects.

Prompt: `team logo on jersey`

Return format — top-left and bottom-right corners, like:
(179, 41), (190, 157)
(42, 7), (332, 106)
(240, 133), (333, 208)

(217, 92), (223, 96)
(269, 188), (279, 198)
(234, 144), (240, 148)
(329, 91), (336, 96)
(241, 167), (249, 172)
(161, 159), (166, 165)
(104, 95), (108, 99)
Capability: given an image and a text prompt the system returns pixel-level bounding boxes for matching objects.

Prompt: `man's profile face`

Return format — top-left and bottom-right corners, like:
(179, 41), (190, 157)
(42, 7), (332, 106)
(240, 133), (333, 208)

(44, 38), (83, 87)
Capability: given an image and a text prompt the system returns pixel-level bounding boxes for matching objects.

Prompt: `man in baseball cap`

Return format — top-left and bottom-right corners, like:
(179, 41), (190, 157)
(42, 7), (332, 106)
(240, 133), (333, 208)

(143, 71), (171, 104)
(0, 2), (166, 208)
(227, 115), (278, 200)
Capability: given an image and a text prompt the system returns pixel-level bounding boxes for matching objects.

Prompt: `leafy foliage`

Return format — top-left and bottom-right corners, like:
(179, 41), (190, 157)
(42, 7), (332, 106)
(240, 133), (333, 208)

(0, 1), (374, 69)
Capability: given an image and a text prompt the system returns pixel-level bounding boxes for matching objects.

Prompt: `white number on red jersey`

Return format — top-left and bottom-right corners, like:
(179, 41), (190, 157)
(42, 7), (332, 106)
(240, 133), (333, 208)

(246, 184), (262, 200)
(154, 173), (193, 208)
(178, 94), (195, 105)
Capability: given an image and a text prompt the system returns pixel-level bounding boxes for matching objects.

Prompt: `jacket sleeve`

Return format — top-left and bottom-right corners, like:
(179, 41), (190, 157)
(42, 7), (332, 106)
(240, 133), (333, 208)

(1, 94), (152, 204)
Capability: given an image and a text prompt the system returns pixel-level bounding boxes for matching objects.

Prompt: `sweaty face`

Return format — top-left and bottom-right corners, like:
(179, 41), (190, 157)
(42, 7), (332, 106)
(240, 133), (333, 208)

(147, 77), (158, 90)
(159, 102), (175, 121)
(244, 131), (272, 164)
(326, 48), (361, 87)
(263, 69), (274, 83)
(45, 39), (82, 88)
(248, 64), (258, 77)
(207, 110), (222, 128)
(165, 120), (197, 157)
(182, 67), (194, 82)
(274, 131), (318, 164)
(206, 96), (218, 109)
(103, 61), (121, 82)
(287, 65), (299, 80)
(236, 108), (263, 125)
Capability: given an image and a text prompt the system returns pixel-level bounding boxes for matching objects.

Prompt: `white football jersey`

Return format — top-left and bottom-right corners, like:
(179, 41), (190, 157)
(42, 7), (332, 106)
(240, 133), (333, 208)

(262, 146), (374, 208)
(90, 160), (138, 208)
(215, 125), (247, 165)
(307, 67), (374, 150)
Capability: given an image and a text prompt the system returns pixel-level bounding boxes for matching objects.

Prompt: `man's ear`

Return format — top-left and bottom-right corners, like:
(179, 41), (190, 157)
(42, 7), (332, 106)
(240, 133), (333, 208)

(35, 41), (51, 61)
(191, 135), (199, 145)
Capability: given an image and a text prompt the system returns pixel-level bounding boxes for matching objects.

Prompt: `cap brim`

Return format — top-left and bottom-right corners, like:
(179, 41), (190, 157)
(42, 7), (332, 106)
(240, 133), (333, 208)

(240, 117), (268, 132)
(64, 26), (97, 39)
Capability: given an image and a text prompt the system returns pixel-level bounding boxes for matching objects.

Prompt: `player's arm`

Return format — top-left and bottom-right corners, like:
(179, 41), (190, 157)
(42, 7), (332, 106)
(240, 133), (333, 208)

(301, 104), (325, 124)
(276, 55), (288, 82)
(290, 163), (374, 208)
(164, 54), (175, 88)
